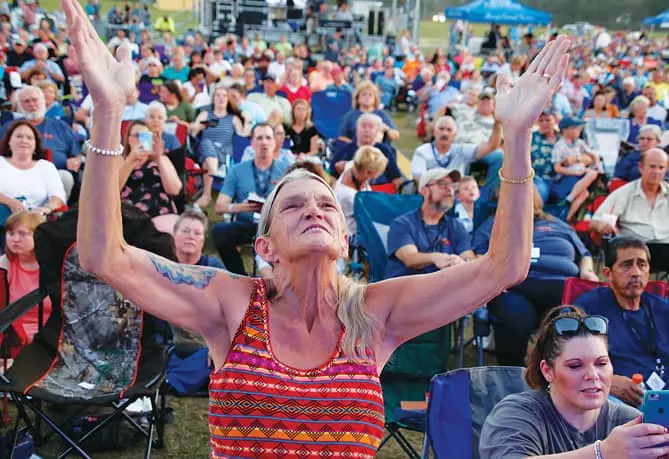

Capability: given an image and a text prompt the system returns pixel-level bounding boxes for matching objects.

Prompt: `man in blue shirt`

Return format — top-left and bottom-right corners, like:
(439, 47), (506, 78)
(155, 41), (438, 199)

(614, 125), (668, 182)
(384, 167), (474, 279)
(211, 123), (288, 275)
(574, 237), (669, 407)
(19, 43), (65, 84)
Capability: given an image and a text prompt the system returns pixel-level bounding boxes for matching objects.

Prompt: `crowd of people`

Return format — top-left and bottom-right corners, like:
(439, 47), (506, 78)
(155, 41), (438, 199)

(0, 0), (669, 456)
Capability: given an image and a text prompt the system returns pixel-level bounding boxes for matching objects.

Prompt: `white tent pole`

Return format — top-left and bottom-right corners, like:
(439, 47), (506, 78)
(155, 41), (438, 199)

(412, 0), (421, 44)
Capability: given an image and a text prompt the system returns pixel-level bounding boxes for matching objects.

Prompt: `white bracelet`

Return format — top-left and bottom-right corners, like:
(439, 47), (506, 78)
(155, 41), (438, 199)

(84, 139), (124, 157)
(594, 440), (603, 459)
(229, 203), (235, 213)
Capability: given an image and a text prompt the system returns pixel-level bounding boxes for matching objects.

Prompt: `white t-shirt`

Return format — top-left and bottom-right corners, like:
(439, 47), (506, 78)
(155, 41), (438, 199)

(183, 81), (211, 109)
(411, 142), (478, 178)
(0, 157), (66, 209)
(80, 94), (94, 129)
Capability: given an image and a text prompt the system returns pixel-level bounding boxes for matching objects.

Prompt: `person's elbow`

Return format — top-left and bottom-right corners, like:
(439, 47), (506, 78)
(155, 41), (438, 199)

(489, 250), (531, 287)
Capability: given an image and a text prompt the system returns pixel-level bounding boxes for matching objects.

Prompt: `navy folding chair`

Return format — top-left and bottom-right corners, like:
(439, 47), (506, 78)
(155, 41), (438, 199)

(425, 366), (528, 459)
(311, 89), (353, 141)
(232, 134), (252, 165)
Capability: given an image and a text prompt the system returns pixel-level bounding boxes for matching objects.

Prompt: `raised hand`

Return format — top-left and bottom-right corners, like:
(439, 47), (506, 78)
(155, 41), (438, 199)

(63, 0), (135, 110)
(496, 36), (570, 131)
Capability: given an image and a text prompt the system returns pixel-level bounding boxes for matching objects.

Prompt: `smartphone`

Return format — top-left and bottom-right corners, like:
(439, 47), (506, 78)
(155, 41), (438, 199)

(643, 390), (669, 429)
(138, 131), (153, 152)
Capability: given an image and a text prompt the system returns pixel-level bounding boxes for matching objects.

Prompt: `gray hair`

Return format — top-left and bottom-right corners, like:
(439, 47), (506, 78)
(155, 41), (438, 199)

(256, 169), (379, 357)
(146, 101), (167, 118)
(639, 124), (662, 142)
(356, 113), (382, 130)
(173, 207), (209, 233)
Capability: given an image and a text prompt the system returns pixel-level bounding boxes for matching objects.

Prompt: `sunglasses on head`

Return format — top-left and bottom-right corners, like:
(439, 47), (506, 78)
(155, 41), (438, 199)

(550, 307), (608, 336)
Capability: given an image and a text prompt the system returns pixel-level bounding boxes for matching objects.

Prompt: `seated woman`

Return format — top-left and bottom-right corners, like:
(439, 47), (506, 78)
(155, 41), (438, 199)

(190, 84), (251, 208)
(472, 188), (598, 366)
(285, 99), (320, 158)
(144, 101), (182, 151)
(626, 95), (663, 146)
(480, 305), (669, 458)
(583, 90), (613, 120)
(160, 81), (195, 124)
(333, 146), (388, 235)
(0, 121), (66, 226)
(37, 80), (66, 120)
(338, 81), (400, 143)
(0, 210), (52, 352)
(119, 121), (182, 233)
(531, 109), (558, 204)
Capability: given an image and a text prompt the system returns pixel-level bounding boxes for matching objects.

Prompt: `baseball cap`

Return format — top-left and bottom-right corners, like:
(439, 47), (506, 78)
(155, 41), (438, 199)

(12, 34), (25, 46)
(418, 167), (462, 190)
(558, 116), (585, 130)
(262, 72), (278, 82)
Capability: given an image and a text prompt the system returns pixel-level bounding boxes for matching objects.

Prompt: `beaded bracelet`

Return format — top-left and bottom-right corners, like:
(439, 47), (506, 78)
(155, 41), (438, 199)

(498, 167), (535, 185)
(594, 440), (603, 459)
(84, 139), (124, 157)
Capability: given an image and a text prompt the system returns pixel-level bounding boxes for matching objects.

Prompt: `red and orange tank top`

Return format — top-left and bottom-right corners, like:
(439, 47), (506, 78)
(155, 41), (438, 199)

(208, 279), (385, 458)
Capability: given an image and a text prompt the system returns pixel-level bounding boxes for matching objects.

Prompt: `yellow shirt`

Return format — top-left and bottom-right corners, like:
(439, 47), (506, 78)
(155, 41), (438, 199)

(645, 81), (669, 103)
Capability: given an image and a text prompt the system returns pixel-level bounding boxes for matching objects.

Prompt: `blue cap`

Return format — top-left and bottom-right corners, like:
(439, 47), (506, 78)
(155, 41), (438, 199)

(558, 117), (585, 130)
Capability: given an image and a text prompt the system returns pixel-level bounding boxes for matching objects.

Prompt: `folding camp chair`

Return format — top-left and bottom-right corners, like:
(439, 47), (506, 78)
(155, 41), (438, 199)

(311, 89), (353, 141)
(0, 204), (174, 459)
(562, 277), (668, 304)
(425, 366), (528, 459)
(352, 192), (452, 456)
(584, 118), (629, 176)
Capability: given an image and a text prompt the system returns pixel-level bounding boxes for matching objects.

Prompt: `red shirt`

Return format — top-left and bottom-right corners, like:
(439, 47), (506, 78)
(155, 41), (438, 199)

(279, 84), (312, 104)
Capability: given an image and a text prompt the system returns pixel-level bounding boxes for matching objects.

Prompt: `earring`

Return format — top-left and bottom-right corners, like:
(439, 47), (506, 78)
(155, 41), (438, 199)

(546, 383), (552, 392)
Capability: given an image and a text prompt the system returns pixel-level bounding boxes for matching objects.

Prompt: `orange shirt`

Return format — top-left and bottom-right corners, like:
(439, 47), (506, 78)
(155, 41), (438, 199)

(7, 256), (52, 344)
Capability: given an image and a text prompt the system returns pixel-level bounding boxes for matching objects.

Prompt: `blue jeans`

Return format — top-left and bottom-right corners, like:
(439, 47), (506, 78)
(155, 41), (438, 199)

(474, 149), (504, 184)
(489, 277), (566, 365)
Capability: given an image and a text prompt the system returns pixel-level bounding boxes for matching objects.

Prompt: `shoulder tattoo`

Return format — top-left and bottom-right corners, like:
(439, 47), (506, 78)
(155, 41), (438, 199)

(149, 254), (230, 288)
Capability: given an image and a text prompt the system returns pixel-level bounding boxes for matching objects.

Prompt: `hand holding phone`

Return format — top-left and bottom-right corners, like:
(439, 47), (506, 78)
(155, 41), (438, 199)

(138, 131), (153, 152)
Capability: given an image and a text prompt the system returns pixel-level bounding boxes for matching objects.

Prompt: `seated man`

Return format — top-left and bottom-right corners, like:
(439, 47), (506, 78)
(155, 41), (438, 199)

(590, 148), (669, 272)
(614, 125), (668, 182)
(329, 113), (403, 187)
(173, 207), (225, 269)
(384, 167), (474, 279)
(211, 123), (288, 275)
(3, 86), (82, 200)
(574, 237), (669, 406)
(247, 73), (292, 125)
(411, 115), (503, 183)
(19, 43), (65, 85)
(424, 71), (462, 118)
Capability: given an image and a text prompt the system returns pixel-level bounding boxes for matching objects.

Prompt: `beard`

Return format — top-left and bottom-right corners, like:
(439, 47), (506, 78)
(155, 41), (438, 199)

(21, 109), (46, 120)
(431, 198), (453, 213)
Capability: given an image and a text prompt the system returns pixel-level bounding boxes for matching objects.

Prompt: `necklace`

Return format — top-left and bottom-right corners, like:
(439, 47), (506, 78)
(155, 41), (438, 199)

(548, 391), (600, 451)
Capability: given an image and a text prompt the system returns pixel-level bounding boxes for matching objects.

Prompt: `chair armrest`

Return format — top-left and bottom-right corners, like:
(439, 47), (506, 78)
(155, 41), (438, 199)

(0, 288), (48, 335)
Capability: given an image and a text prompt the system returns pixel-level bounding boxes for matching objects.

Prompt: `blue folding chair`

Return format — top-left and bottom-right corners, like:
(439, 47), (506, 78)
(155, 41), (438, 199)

(232, 134), (251, 165)
(425, 366), (528, 459)
(353, 191), (451, 458)
(311, 89), (353, 141)
(353, 191), (422, 282)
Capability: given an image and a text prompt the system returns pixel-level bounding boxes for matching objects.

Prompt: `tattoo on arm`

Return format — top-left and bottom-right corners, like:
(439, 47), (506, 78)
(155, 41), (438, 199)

(148, 254), (231, 288)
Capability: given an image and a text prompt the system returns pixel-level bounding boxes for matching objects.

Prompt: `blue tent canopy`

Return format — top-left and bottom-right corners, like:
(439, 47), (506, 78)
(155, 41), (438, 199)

(445, 0), (552, 25)
(643, 8), (669, 26)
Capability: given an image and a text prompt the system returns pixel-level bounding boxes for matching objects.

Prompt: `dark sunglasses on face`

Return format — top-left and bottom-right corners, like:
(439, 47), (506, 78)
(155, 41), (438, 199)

(552, 315), (609, 336)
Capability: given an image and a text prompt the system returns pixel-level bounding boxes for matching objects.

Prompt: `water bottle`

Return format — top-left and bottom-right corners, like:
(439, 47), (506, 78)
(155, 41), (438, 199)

(632, 373), (646, 393)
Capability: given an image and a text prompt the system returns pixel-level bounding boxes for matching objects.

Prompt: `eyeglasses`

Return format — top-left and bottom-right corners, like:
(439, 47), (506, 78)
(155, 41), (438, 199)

(551, 315), (608, 336)
(638, 136), (657, 141)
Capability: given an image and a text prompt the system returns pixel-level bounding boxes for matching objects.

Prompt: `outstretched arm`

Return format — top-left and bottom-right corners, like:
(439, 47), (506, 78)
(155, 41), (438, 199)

(65, 0), (250, 338)
(368, 37), (571, 352)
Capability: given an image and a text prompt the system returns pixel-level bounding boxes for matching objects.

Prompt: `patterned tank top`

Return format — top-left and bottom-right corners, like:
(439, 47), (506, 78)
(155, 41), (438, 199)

(208, 279), (384, 458)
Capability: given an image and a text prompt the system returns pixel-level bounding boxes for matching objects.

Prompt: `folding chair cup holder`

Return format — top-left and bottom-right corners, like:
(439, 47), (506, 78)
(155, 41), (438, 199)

(0, 204), (175, 458)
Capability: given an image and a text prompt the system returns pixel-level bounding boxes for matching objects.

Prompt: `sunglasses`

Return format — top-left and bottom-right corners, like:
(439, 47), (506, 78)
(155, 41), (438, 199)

(552, 315), (609, 336)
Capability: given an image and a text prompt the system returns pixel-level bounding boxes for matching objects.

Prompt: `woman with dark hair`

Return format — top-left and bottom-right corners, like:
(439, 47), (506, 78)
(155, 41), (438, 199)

(0, 121), (65, 225)
(119, 120), (182, 232)
(473, 187), (599, 365)
(584, 91), (613, 120)
(189, 84), (251, 207)
(182, 66), (210, 109)
(160, 81), (195, 123)
(481, 305), (669, 458)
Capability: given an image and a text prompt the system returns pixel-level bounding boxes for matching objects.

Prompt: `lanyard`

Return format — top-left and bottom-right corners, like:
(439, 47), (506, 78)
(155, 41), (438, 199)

(621, 303), (658, 359)
(251, 161), (275, 198)
(419, 210), (447, 252)
(430, 142), (452, 169)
